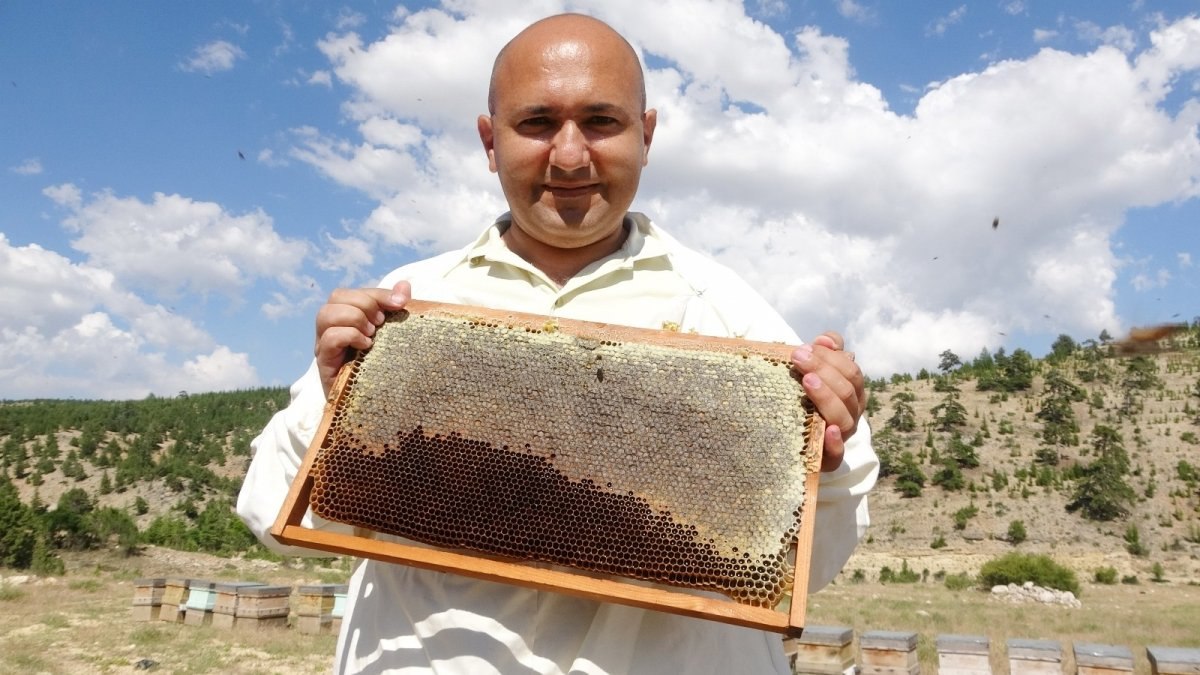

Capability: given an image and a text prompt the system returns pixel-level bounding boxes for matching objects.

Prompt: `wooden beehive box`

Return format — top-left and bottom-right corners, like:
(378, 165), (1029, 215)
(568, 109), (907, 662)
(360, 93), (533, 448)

(273, 301), (823, 636)
(213, 582), (265, 629)
(234, 585), (291, 630)
(297, 584), (343, 634)
(158, 577), (195, 623)
(184, 580), (217, 626)
(130, 578), (166, 622)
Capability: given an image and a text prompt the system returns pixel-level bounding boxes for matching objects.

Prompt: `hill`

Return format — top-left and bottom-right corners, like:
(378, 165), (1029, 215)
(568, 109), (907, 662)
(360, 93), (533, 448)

(848, 327), (1200, 584)
(1, 327), (1198, 586)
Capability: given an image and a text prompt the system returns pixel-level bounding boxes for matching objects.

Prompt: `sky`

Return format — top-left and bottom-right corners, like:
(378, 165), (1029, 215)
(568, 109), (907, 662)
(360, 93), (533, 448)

(2, 1), (1199, 400)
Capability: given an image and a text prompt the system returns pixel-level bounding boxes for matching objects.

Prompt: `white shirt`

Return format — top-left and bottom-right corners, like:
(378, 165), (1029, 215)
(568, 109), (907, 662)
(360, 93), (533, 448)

(237, 213), (879, 675)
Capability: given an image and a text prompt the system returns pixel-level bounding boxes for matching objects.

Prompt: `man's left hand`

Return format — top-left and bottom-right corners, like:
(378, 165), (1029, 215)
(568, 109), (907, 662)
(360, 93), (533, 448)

(790, 332), (866, 473)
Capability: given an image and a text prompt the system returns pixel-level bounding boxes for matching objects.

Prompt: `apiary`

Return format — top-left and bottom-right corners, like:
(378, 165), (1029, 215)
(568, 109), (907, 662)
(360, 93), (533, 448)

(787, 625), (856, 675)
(1147, 646), (1200, 675)
(297, 584), (346, 634)
(331, 586), (348, 634)
(273, 301), (823, 635)
(861, 630), (920, 675)
(1075, 644), (1134, 675)
(130, 578), (166, 621)
(937, 634), (991, 675)
(184, 579), (217, 626)
(1007, 639), (1062, 675)
(158, 577), (195, 623)
(212, 582), (265, 629)
(234, 584), (292, 630)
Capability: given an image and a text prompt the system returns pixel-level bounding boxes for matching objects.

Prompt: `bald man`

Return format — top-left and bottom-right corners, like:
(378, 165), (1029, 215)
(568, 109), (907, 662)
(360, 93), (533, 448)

(239, 13), (877, 674)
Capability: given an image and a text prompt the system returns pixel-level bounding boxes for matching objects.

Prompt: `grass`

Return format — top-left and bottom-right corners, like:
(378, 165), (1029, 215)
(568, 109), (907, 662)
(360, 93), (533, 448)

(2, 545), (1197, 674)
(807, 579), (1200, 675)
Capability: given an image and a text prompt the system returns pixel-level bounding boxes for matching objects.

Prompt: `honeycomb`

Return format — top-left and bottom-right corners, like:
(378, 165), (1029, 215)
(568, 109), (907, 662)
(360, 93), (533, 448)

(308, 303), (819, 608)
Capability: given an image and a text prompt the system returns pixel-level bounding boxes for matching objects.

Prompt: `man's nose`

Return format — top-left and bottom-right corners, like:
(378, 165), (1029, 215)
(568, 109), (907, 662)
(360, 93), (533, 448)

(549, 121), (590, 170)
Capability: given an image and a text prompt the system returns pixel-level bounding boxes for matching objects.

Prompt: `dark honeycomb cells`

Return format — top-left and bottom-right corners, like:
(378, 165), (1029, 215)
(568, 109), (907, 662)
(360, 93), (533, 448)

(309, 309), (814, 608)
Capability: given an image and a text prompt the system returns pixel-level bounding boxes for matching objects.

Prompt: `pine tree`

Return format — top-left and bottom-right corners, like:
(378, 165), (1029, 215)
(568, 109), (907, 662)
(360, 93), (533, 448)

(1067, 425), (1136, 521)
(0, 475), (38, 569)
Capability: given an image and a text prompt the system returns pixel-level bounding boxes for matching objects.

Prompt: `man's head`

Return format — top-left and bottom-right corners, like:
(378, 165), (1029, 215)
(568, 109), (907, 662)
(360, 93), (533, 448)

(478, 14), (656, 254)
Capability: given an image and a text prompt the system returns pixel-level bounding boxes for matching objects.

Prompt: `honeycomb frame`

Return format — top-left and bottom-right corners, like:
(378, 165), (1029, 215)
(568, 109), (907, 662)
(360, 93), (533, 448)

(272, 300), (823, 636)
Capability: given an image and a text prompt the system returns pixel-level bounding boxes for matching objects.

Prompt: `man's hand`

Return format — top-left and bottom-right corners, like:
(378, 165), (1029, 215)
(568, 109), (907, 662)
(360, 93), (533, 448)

(790, 331), (866, 473)
(315, 281), (411, 397)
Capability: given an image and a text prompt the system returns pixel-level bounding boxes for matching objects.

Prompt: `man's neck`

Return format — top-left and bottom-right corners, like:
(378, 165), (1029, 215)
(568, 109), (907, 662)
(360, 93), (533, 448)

(501, 220), (630, 287)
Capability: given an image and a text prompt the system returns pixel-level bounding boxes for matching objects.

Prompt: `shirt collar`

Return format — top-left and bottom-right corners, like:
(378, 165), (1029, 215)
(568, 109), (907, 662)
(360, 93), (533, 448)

(462, 212), (671, 280)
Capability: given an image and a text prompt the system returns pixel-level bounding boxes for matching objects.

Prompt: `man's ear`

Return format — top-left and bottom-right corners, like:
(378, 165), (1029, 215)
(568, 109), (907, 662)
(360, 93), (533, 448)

(478, 114), (498, 173)
(641, 109), (657, 165)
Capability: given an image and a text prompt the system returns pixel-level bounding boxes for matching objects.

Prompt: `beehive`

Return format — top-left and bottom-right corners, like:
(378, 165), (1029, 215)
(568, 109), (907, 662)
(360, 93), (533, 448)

(277, 300), (823, 633)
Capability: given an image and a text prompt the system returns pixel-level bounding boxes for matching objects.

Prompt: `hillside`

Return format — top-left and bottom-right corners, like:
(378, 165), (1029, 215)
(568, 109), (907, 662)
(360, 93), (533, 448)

(1, 327), (1198, 585)
(849, 328), (1200, 583)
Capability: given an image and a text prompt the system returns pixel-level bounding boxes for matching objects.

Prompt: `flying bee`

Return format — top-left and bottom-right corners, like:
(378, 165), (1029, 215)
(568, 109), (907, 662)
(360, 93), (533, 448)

(1111, 323), (1189, 356)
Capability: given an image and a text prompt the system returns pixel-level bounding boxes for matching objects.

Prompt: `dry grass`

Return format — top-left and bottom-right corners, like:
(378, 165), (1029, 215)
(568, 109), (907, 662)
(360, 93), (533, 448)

(0, 548), (342, 675)
(2, 545), (1198, 674)
(807, 577), (1200, 675)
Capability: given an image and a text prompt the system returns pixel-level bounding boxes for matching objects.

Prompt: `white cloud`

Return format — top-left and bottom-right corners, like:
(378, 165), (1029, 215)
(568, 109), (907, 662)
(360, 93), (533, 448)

(44, 184), (311, 297)
(927, 5), (967, 37)
(336, 9), (367, 30)
(286, 3), (1200, 376)
(256, 148), (287, 167)
(1180, 252), (1194, 268)
(317, 232), (375, 281)
(0, 233), (256, 399)
(1033, 28), (1059, 43)
(1074, 20), (1137, 54)
(1002, 1), (1026, 16)
(835, 0), (874, 23)
(10, 158), (42, 175)
(179, 40), (246, 74)
(308, 70), (333, 87)
(1131, 268), (1171, 291)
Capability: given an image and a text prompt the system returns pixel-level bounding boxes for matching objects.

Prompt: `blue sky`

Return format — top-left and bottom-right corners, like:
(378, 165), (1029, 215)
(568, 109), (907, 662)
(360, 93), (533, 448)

(2, 1), (1198, 399)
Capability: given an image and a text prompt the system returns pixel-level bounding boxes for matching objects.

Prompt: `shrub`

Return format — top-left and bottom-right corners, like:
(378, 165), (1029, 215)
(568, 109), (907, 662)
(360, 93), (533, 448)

(944, 572), (974, 591)
(1093, 566), (1118, 584)
(930, 535), (947, 549)
(879, 560), (921, 584)
(1124, 524), (1149, 557)
(953, 505), (979, 531)
(1007, 520), (1027, 545)
(978, 552), (1079, 595)
(1121, 575), (1140, 585)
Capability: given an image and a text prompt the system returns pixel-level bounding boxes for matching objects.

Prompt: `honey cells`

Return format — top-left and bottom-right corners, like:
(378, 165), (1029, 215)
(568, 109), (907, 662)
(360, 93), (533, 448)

(309, 309), (817, 608)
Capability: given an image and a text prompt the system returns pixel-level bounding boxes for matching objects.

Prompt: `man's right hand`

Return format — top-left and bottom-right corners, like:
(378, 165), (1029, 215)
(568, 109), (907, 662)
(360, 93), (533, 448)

(315, 281), (411, 397)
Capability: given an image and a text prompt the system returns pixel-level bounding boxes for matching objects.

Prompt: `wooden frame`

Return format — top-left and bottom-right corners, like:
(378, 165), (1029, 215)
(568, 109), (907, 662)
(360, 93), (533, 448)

(271, 301), (823, 637)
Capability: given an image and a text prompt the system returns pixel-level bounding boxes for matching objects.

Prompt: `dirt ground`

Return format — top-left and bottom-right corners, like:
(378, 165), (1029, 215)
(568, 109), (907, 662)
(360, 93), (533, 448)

(2, 545), (1198, 674)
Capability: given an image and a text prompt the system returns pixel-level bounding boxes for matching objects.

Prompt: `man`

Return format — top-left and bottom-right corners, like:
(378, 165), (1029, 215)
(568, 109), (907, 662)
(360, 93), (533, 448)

(238, 13), (877, 674)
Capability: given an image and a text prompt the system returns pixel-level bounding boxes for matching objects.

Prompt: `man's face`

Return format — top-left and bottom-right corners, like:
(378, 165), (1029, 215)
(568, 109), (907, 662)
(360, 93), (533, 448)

(479, 38), (656, 250)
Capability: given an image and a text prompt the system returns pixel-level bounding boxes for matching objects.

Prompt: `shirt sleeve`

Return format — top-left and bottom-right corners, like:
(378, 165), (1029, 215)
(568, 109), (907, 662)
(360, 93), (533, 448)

(236, 360), (355, 556)
(807, 418), (878, 591)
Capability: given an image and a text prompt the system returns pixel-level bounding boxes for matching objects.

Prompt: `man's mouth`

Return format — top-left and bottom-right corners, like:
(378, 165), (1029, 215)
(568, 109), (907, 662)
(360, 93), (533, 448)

(546, 183), (598, 199)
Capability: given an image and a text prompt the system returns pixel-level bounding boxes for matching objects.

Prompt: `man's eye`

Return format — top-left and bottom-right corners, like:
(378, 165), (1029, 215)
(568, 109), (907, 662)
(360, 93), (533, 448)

(518, 117), (554, 130)
(589, 116), (619, 127)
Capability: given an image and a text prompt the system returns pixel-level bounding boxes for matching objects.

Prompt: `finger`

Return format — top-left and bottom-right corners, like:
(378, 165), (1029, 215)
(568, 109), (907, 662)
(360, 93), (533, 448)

(388, 280), (412, 307)
(320, 288), (393, 331)
(316, 326), (375, 396)
(811, 331), (844, 351)
(821, 424), (845, 472)
(802, 370), (858, 440)
(315, 302), (379, 351)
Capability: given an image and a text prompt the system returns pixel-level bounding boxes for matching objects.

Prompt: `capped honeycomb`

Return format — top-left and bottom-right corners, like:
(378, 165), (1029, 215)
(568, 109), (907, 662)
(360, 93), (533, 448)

(309, 302), (819, 608)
